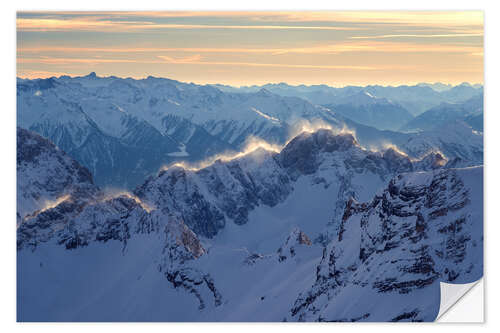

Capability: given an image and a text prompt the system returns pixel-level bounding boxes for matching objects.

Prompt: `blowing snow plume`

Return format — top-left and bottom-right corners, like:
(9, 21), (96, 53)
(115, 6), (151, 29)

(287, 119), (357, 144)
(100, 189), (156, 213)
(160, 136), (282, 172)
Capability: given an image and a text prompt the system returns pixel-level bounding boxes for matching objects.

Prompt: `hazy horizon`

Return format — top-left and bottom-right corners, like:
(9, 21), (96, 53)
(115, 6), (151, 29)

(16, 71), (483, 89)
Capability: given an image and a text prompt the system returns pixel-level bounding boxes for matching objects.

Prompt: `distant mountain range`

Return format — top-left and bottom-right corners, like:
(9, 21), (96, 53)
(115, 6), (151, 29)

(401, 95), (483, 132)
(213, 81), (482, 116)
(323, 91), (414, 131)
(17, 74), (483, 189)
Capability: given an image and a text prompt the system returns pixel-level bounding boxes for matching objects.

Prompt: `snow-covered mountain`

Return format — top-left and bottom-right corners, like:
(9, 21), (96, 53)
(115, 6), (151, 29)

(17, 74), (336, 188)
(400, 120), (483, 163)
(134, 129), (460, 239)
(16, 127), (99, 221)
(17, 127), (483, 321)
(290, 166), (482, 322)
(17, 74), (483, 189)
(416, 82), (454, 92)
(401, 95), (483, 133)
(323, 91), (414, 131)
(327, 113), (483, 166)
(214, 82), (483, 116)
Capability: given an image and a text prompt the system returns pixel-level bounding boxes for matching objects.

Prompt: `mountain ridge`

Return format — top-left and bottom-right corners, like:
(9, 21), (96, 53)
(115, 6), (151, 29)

(17, 74), (483, 190)
(17, 126), (483, 321)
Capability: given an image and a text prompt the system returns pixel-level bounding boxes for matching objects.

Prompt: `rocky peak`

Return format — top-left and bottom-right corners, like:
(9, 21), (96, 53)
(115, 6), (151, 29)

(17, 127), (94, 184)
(165, 216), (206, 259)
(382, 147), (413, 173)
(414, 152), (448, 170)
(86, 72), (97, 79)
(256, 88), (273, 97)
(17, 127), (98, 218)
(280, 129), (358, 174)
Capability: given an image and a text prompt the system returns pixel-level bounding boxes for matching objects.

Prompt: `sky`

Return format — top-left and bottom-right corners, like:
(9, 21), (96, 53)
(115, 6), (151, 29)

(16, 11), (484, 87)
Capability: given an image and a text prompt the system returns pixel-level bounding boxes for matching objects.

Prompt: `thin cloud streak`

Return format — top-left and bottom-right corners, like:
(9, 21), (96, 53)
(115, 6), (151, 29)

(18, 56), (380, 70)
(18, 58), (151, 65)
(251, 11), (484, 27)
(17, 45), (372, 54)
(17, 18), (364, 32)
(22, 11), (483, 27)
(351, 33), (483, 39)
(18, 42), (483, 56)
(157, 54), (202, 63)
(156, 56), (385, 70)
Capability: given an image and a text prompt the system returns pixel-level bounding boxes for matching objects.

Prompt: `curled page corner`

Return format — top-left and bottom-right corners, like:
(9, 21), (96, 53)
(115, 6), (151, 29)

(436, 278), (484, 322)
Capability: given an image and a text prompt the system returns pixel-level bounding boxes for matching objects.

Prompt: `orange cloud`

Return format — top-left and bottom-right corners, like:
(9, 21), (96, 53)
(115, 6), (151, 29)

(15, 12), (483, 85)
(156, 56), (380, 71)
(18, 55), (381, 70)
(16, 17), (154, 31)
(157, 54), (202, 64)
(18, 41), (483, 56)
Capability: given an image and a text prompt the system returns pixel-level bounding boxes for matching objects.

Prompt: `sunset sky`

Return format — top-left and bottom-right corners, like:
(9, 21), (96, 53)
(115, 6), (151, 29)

(16, 11), (483, 86)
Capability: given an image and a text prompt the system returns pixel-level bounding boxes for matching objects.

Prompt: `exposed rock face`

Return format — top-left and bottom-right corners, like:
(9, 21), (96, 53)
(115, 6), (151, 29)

(165, 216), (206, 259)
(382, 148), (413, 173)
(17, 127), (98, 218)
(135, 129), (458, 239)
(280, 130), (357, 177)
(414, 152), (448, 170)
(289, 167), (482, 322)
(164, 268), (223, 310)
(135, 166), (228, 238)
(297, 231), (312, 246)
(135, 148), (293, 237)
(18, 195), (148, 251)
(277, 228), (312, 262)
(160, 217), (222, 310)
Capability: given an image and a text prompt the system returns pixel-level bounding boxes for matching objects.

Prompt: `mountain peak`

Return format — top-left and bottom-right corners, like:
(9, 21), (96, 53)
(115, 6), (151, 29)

(256, 88), (273, 97)
(280, 129), (358, 174)
(297, 128), (358, 149)
(333, 90), (392, 107)
(17, 127), (98, 219)
(382, 146), (413, 173)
